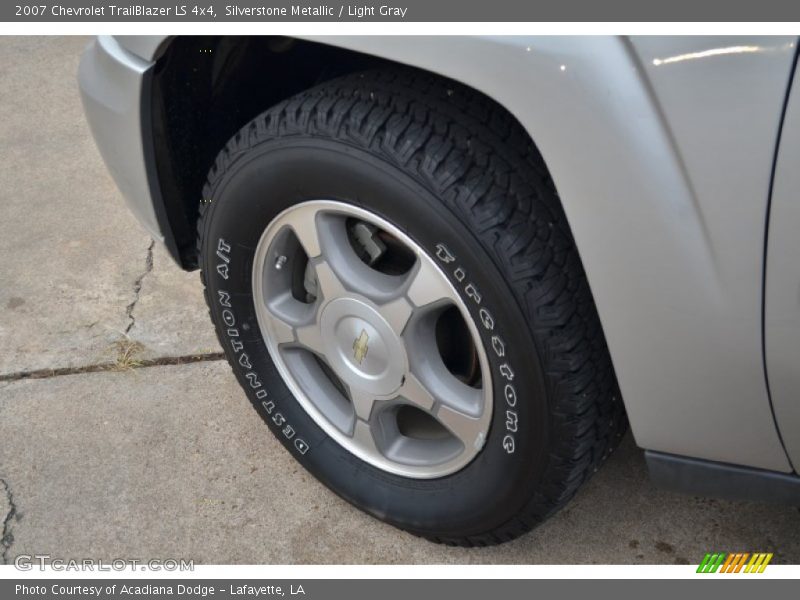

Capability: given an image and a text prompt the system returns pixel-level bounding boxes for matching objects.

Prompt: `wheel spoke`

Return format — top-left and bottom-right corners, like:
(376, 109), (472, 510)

(404, 322), (483, 417)
(405, 258), (455, 308)
(262, 293), (312, 346)
(295, 323), (326, 356)
(436, 404), (486, 451)
(314, 216), (412, 303)
(349, 388), (377, 421)
(378, 296), (414, 336)
(352, 419), (380, 453)
(312, 259), (347, 301)
(269, 313), (297, 345)
(287, 204), (323, 258)
(435, 375), (483, 419)
(396, 372), (435, 412)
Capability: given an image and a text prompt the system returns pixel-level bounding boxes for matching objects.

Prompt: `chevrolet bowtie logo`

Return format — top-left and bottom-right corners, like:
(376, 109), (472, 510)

(353, 329), (369, 364)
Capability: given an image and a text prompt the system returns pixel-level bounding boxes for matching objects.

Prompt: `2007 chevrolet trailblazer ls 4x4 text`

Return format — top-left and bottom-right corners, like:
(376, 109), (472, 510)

(79, 35), (800, 545)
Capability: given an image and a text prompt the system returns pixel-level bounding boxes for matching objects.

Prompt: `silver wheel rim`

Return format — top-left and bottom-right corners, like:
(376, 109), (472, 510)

(252, 200), (492, 478)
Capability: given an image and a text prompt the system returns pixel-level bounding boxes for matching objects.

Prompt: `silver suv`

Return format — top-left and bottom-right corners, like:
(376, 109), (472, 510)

(79, 35), (800, 545)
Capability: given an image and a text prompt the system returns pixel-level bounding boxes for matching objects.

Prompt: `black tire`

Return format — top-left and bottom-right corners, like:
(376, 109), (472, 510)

(197, 68), (627, 546)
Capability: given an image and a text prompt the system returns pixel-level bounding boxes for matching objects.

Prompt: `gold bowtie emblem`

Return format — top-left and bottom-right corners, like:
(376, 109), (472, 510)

(353, 329), (369, 364)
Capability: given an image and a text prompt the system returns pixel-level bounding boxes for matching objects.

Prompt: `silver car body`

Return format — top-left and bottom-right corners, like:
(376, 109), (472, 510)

(79, 35), (800, 482)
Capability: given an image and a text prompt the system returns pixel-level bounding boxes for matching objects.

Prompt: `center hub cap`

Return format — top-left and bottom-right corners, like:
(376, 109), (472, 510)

(319, 297), (406, 396)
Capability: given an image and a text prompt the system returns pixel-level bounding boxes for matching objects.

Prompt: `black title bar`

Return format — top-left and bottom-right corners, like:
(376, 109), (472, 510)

(5, 0), (800, 21)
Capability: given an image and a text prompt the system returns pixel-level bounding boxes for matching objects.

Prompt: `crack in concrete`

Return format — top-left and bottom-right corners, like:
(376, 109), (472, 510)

(0, 353), (226, 383)
(1, 478), (17, 565)
(0, 239), (228, 384)
(124, 239), (155, 335)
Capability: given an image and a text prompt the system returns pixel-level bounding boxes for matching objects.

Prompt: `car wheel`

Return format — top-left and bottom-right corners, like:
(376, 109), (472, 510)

(197, 69), (627, 545)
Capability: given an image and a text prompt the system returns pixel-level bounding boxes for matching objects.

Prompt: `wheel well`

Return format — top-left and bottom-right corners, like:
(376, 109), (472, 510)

(149, 36), (529, 269)
(150, 36), (391, 268)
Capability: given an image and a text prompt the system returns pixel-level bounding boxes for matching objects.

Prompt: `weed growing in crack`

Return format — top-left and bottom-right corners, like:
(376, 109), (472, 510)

(111, 339), (146, 371)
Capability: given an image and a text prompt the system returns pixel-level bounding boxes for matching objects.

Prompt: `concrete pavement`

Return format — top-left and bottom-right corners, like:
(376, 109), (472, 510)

(1, 36), (799, 565)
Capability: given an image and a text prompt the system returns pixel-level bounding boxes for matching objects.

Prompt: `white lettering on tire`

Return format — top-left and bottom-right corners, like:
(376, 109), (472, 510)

(215, 237), (310, 455)
(434, 242), (518, 454)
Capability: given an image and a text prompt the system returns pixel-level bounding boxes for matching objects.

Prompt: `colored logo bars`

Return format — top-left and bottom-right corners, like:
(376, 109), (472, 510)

(697, 552), (773, 573)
